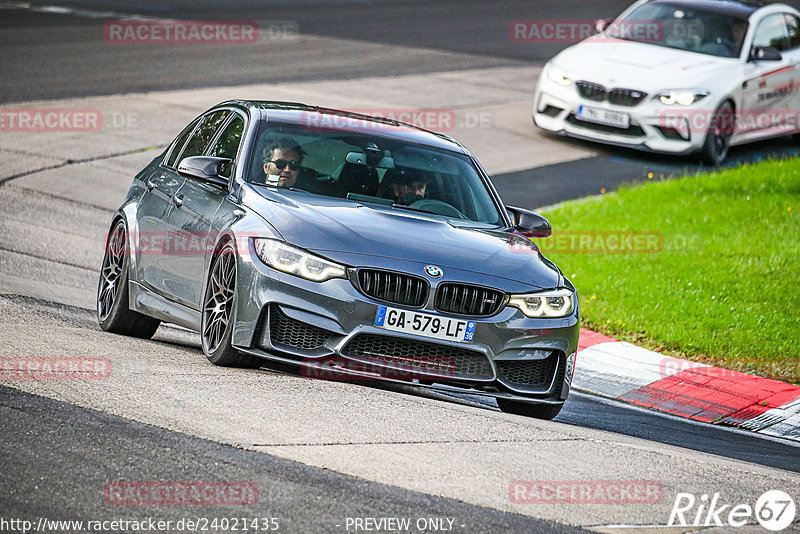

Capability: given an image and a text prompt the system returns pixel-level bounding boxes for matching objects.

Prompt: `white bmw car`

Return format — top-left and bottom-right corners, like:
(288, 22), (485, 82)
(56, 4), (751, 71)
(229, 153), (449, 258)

(534, 0), (800, 164)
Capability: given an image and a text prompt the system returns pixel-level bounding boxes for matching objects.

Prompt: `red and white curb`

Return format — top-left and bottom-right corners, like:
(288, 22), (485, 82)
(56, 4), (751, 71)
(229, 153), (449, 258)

(573, 328), (800, 442)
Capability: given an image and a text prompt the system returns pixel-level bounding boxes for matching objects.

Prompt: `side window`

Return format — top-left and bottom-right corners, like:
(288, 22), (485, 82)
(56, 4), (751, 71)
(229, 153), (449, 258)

(208, 115), (245, 178)
(165, 119), (199, 168)
(753, 13), (789, 51)
(785, 14), (800, 50)
(176, 110), (230, 164)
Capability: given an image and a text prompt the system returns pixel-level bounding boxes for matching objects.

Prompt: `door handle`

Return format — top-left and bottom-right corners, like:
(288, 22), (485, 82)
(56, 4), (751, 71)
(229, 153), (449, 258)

(145, 179), (156, 191)
(172, 192), (184, 208)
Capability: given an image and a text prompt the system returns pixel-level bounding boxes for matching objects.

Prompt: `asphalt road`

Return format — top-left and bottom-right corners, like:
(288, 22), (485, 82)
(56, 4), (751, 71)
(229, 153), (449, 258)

(0, 0), (640, 102)
(8, 0), (800, 101)
(492, 134), (800, 208)
(2, 1), (800, 532)
(0, 384), (583, 534)
(4, 0), (800, 199)
(2, 293), (798, 532)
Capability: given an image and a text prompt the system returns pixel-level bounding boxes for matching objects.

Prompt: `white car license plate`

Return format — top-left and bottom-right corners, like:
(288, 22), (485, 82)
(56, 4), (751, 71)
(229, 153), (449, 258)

(374, 306), (476, 343)
(577, 105), (630, 128)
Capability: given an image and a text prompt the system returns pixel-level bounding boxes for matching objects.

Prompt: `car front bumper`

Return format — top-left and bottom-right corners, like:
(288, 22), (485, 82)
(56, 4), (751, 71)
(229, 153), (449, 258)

(533, 74), (708, 155)
(232, 239), (579, 404)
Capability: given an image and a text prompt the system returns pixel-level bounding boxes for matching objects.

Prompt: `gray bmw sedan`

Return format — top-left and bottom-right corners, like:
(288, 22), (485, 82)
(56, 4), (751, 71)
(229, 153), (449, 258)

(97, 100), (579, 419)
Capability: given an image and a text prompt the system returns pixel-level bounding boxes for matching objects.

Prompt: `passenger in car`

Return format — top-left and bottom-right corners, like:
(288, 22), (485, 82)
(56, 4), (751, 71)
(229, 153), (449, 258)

(379, 167), (427, 205)
(262, 137), (306, 188)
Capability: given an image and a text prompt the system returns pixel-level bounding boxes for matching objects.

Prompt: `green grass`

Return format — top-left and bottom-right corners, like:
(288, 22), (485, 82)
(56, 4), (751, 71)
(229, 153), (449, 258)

(538, 158), (800, 384)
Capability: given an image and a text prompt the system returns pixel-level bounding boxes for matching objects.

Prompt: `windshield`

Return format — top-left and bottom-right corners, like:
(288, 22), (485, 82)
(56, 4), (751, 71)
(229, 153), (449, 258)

(612, 2), (749, 58)
(247, 120), (504, 225)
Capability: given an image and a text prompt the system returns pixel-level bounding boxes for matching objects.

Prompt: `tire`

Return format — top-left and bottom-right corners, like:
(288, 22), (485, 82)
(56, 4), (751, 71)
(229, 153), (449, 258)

(97, 220), (161, 338)
(700, 100), (734, 166)
(201, 241), (261, 368)
(497, 398), (563, 420)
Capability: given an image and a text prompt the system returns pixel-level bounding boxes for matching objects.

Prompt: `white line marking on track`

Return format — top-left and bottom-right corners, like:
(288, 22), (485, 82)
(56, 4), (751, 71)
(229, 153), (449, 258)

(0, 2), (167, 21)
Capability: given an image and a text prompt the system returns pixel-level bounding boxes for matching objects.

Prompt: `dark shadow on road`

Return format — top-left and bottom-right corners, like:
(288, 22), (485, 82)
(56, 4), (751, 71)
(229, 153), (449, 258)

(493, 133), (800, 210)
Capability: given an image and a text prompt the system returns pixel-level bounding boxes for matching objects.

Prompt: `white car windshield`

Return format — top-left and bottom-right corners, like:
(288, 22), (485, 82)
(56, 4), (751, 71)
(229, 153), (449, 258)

(612, 2), (749, 58)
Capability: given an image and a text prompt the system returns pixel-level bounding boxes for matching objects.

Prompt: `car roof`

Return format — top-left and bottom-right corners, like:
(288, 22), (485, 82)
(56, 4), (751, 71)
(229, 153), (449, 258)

(644, 0), (778, 19)
(218, 99), (469, 154)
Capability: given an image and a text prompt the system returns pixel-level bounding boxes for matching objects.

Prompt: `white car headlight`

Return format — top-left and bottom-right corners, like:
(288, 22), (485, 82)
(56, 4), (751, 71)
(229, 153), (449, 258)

(254, 239), (346, 282)
(546, 65), (572, 86)
(508, 288), (575, 318)
(655, 90), (709, 106)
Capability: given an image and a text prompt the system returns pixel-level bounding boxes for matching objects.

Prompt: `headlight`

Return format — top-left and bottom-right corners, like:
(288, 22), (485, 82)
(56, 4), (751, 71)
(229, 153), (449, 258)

(546, 65), (572, 86)
(508, 288), (575, 318)
(655, 90), (709, 106)
(254, 239), (346, 282)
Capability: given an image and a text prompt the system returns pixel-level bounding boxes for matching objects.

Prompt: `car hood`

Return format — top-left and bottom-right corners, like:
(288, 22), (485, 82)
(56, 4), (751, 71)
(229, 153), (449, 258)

(552, 37), (736, 91)
(246, 189), (561, 289)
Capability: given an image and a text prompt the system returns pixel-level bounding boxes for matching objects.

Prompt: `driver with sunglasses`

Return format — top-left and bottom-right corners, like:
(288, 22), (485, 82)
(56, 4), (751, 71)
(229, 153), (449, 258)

(262, 137), (306, 188)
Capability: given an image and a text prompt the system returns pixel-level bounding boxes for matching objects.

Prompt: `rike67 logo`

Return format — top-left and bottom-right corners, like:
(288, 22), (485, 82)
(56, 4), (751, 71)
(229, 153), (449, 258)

(669, 490), (796, 531)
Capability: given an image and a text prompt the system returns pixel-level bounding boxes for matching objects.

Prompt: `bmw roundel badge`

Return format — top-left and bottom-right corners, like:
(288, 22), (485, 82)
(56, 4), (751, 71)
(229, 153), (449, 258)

(424, 265), (443, 278)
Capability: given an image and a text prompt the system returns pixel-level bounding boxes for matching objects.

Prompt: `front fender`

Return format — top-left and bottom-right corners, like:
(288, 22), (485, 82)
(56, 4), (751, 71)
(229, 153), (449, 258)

(118, 159), (161, 283)
(207, 201), (283, 348)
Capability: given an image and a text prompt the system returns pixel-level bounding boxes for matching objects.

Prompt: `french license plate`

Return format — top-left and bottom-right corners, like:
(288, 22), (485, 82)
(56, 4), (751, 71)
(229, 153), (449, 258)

(577, 105), (630, 128)
(374, 306), (476, 343)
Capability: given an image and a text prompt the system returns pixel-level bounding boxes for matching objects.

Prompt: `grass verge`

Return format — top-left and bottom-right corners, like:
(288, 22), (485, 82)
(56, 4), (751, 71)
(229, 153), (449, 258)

(538, 158), (800, 384)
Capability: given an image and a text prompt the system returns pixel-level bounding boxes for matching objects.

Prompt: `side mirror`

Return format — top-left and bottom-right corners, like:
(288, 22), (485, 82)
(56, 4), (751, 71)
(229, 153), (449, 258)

(749, 45), (782, 62)
(595, 18), (611, 34)
(506, 206), (551, 238)
(177, 156), (231, 186)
